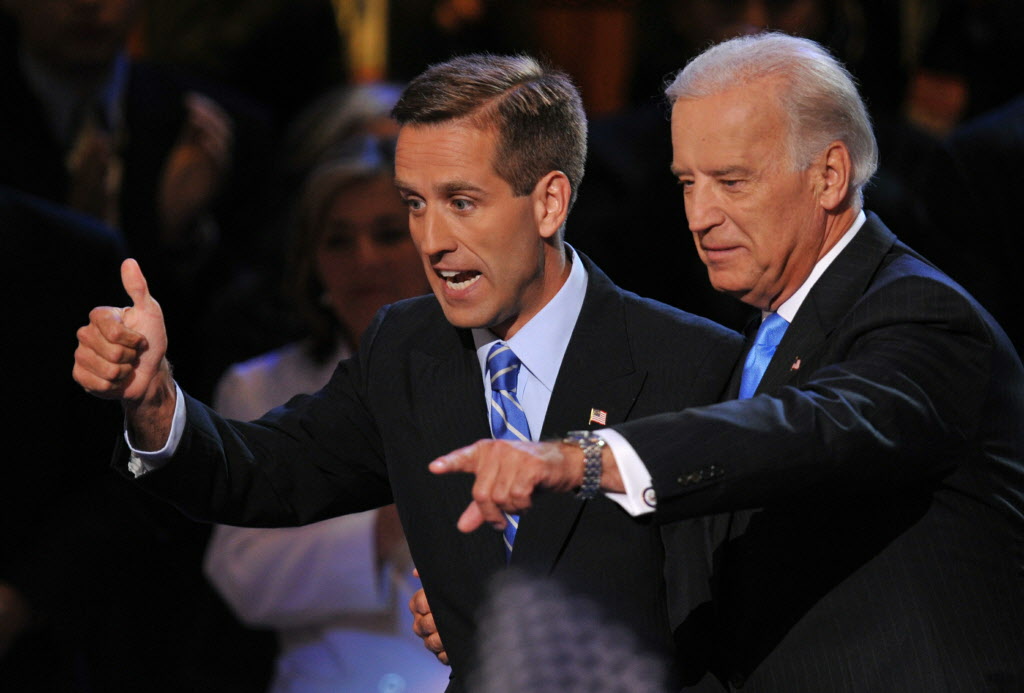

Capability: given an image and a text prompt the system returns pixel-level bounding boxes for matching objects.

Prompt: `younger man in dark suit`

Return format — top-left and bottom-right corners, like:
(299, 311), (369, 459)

(439, 34), (1024, 691)
(73, 55), (742, 691)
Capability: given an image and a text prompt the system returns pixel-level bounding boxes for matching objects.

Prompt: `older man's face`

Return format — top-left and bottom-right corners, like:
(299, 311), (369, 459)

(670, 78), (829, 311)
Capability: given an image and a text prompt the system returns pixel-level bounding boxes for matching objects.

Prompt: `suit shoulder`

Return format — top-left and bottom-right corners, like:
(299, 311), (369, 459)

(614, 291), (745, 381)
(874, 244), (990, 320)
(610, 290), (743, 403)
(621, 290), (743, 347)
(361, 293), (451, 351)
(860, 243), (1013, 352)
(377, 293), (444, 326)
(581, 251), (741, 344)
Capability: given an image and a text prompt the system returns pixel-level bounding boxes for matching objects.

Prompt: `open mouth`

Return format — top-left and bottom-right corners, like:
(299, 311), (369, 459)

(438, 270), (482, 290)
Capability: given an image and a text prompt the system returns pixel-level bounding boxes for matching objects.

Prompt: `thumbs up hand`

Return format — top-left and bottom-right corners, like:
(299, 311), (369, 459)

(74, 259), (176, 448)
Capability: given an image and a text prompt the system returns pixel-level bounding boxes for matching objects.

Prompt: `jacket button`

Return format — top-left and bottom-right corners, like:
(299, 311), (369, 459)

(677, 471), (702, 486)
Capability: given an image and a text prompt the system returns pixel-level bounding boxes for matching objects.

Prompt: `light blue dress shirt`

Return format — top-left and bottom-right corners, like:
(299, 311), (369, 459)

(472, 246), (588, 440)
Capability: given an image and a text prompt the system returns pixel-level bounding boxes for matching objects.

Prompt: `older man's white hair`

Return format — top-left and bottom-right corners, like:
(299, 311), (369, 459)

(666, 32), (879, 207)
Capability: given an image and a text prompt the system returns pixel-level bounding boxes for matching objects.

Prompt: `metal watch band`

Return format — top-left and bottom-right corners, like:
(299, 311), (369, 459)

(563, 430), (605, 499)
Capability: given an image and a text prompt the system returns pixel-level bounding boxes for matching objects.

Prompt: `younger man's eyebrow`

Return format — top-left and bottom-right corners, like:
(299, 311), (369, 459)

(439, 180), (486, 196)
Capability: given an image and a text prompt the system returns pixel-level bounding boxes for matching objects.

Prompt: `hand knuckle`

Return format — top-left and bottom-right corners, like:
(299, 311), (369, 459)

(112, 345), (136, 364)
(98, 362), (123, 381)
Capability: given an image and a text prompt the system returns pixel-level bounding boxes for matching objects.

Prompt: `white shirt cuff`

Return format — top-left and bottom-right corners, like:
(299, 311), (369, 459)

(594, 428), (656, 516)
(125, 383), (186, 477)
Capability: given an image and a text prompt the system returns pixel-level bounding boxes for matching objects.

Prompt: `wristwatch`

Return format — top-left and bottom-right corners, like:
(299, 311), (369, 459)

(562, 430), (605, 499)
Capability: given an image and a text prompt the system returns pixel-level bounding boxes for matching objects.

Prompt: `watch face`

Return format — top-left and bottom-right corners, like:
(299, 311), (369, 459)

(564, 431), (589, 444)
(564, 431), (604, 447)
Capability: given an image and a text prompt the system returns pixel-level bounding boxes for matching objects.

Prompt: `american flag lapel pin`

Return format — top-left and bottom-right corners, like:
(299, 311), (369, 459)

(791, 357), (802, 371)
(589, 408), (608, 426)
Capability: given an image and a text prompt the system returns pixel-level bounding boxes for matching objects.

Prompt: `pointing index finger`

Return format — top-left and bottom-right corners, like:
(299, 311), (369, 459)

(429, 443), (479, 475)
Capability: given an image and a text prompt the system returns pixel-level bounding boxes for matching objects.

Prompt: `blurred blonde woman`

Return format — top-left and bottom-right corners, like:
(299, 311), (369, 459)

(204, 144), (445, 693)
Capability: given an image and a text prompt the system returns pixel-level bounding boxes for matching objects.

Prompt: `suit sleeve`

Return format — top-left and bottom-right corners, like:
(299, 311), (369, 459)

(616, 273), (997, 520)
(115, 308), (396, 528)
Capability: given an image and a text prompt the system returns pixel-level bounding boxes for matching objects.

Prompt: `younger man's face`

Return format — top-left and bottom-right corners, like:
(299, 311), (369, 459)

(395, 120), (563, 340)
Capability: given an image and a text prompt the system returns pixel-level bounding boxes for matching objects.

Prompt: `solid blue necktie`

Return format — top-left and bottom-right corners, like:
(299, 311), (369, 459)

(738, 312), (789, 399)
(487, 342), (531, 560)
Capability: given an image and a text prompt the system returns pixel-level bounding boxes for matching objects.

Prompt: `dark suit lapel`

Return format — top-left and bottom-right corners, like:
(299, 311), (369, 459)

(512, 257), (649, 572)
(757, 213), (898, 394)
(409, 327), (507, 568)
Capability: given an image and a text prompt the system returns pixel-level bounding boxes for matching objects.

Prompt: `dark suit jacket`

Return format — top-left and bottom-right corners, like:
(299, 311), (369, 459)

(616, 213), (1024, 691)
(119, 256), (743, 690)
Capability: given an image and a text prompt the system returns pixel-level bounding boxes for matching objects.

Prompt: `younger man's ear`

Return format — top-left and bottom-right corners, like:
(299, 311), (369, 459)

(535, 171), (570, 239)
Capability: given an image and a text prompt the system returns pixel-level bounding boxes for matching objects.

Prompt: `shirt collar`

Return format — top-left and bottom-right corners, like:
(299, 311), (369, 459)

(472, 244), (588, 391)
(773, 210), (866, 323)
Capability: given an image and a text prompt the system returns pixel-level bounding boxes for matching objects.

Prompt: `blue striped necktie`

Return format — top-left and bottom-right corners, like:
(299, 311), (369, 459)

(487, 342), (531, 560)
(739, 312), (789, 399)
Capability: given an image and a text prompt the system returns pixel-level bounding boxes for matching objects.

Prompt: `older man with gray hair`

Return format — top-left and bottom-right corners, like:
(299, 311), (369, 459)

(438, 33), (1024, 691)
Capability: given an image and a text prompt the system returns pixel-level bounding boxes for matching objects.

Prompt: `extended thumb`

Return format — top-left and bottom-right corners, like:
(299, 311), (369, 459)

(120, 258), (152, 307)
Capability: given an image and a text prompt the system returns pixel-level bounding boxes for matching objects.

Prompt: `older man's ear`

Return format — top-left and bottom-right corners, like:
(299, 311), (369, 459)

(817, 140), (853, 212)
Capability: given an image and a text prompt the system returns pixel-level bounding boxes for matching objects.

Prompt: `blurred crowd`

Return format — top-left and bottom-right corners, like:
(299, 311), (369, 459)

(2, 1), (1021, 691)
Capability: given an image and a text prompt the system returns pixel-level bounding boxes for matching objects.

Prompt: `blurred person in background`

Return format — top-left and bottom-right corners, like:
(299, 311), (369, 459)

(0, 0), (273, 400)
(203, 145), (446, 692)
(137, 0), (343, 140)
(198, 82), (405, 394)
